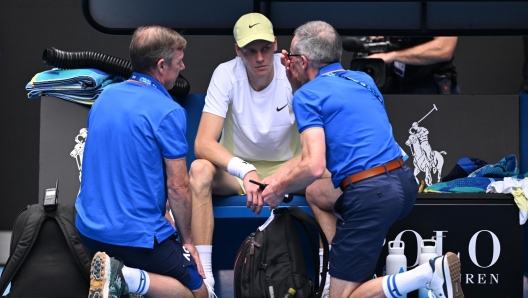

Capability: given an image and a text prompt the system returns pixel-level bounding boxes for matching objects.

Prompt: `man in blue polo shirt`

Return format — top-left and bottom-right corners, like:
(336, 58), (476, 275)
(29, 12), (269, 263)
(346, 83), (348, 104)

(75, 26), (211, 298)
(261, 21), (465, 298)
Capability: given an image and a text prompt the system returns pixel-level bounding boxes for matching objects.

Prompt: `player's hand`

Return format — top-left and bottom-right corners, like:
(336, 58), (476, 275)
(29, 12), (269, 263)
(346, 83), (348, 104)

(243, 171), (264, 215)
(262, 178), (284, 209)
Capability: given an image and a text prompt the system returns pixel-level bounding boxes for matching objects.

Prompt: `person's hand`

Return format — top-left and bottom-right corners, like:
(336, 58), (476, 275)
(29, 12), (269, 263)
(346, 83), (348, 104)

(367, 52), (396, 63)
(182, 243), (206, 279)
(260, 175), (272, 185)
(281, 49), (302, 93)
(243, 171), (264, 215)
(262, 178), (284, 210)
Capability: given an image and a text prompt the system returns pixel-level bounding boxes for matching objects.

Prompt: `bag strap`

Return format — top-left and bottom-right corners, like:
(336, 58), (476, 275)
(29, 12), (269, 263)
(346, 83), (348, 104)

(0, 205), (46, 295)
(286, 206), (330, 298)
(53, 204), (92, 281)
(292, 215), (321, 296)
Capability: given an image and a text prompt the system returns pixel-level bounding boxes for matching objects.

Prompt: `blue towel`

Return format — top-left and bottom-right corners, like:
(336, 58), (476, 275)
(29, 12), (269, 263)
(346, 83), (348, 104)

(26, 68), (124, 105)
(441, 157), (489, 182)
(468, 154), (518, 178)
(425, 154), (521, 193)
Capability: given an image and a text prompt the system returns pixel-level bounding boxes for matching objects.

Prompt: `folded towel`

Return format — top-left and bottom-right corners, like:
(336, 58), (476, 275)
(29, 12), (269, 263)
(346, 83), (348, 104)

(26, 68), (124, 105)
(424, 177), (499, 193)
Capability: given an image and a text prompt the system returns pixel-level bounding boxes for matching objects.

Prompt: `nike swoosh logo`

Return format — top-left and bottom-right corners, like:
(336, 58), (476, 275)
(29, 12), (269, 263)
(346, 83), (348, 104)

(276, 104), (288, 112)
(249, 23), (260, 28)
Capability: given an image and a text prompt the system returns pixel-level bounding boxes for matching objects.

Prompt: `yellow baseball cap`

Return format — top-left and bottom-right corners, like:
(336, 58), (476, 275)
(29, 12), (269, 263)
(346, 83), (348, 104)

(233, 13), (274, 48)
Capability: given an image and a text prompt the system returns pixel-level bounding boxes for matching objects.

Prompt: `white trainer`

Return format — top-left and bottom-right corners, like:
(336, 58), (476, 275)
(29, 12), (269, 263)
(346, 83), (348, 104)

(427, 252), (464, 298)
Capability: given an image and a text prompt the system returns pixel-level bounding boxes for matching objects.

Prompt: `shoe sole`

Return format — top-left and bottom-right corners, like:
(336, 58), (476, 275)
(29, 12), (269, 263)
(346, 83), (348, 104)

(443, 252), (464, 298)
(89, 252), (111, 298)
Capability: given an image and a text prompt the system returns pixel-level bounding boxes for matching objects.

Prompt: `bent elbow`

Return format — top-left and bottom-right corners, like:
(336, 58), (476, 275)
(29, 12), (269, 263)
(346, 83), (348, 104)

(309, 163), (326, 180)
(440, 52), (454, 62)
(437, 45), (455, 61)
(194, 140), (206, 159)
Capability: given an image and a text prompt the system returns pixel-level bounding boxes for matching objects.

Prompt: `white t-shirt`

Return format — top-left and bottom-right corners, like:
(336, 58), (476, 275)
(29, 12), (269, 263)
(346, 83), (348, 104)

(203, 53), (301, 162)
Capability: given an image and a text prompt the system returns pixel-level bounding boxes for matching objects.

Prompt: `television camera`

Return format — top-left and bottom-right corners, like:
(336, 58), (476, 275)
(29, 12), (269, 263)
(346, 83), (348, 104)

(343, 36), (409, 90)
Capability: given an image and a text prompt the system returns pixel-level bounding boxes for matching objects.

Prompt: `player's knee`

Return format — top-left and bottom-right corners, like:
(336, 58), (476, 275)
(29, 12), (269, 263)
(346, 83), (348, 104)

(189, 159), (216, 185)
(305, 184), (325, 208)
(307, 182), (340, 211)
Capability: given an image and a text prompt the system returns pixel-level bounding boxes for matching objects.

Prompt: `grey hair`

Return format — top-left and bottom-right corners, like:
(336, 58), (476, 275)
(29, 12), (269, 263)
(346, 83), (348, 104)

(292, 21), (342, 70)
(129, 26), (187, 74)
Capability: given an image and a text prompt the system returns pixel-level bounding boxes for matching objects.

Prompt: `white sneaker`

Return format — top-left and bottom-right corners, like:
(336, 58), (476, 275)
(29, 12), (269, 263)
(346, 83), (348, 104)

(203, 279), (218, 298)
(426, 252), (464, 298)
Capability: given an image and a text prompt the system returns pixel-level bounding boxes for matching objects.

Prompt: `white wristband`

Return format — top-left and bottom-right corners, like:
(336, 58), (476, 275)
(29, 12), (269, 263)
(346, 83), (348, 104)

(227, 157), (257, 180)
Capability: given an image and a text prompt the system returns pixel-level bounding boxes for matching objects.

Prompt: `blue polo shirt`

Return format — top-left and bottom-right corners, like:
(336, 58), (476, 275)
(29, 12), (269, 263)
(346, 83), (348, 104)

(75, 72), (188, 248)
(293, 63), (401, 188)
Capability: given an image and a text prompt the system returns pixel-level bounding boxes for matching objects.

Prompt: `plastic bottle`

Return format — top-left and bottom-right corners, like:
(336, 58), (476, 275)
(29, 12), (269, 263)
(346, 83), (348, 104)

(283, 287), (296, 298)
(386, 240), (407, 275)
(386, 240), (407, 298)
(418, 239), (438, 298)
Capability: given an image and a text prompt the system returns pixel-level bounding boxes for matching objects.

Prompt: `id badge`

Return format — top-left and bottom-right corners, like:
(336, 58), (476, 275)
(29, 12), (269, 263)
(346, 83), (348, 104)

(394, 61), (406, 77)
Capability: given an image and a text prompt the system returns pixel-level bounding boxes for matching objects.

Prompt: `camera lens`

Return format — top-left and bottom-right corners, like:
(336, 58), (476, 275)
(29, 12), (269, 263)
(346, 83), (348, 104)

(350, 58), (386, 88)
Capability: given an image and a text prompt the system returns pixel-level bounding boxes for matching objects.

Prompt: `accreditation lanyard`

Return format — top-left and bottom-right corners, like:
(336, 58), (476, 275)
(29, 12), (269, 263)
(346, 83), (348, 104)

(128, 73), (159, 89)
(127, 73), (172, 100)
(322, 70), (385, 107)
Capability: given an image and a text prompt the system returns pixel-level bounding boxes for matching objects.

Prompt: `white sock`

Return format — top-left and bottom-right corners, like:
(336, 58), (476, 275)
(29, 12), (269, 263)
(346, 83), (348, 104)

(382, 262), (432, 297)
(122, 265), (150, 295)
(319, 246), (331, 288)
(197, 245), (215, 287)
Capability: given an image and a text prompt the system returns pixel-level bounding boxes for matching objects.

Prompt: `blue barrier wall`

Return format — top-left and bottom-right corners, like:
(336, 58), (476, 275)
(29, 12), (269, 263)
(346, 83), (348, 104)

(520, 94), (528, 174)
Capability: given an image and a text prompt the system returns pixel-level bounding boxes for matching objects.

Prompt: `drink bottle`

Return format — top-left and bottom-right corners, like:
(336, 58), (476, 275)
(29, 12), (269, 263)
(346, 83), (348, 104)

(418, 239), (438, 298)
(386, 240), (407, 298)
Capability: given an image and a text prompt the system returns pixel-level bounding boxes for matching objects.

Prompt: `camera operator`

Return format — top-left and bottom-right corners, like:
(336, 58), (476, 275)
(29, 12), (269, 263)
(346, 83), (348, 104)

(368, 36), (459, 94)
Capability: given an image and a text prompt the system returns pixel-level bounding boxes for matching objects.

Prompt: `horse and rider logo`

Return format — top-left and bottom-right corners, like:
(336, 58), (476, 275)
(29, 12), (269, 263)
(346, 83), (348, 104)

(70, 128), (87, 182)
(404, 104), (446, 186)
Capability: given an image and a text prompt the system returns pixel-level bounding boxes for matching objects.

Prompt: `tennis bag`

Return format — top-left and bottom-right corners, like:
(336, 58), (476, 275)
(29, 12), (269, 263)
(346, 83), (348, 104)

(0, 203), (92, 298)
(233, 206), (329, 298)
